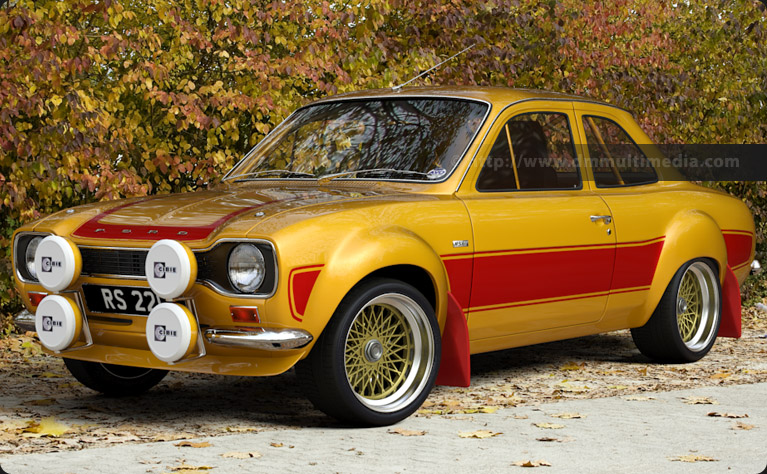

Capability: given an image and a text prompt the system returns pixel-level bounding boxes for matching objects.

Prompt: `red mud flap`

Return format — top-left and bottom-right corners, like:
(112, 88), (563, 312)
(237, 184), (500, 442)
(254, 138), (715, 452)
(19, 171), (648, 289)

(718, 265), (742, 338)
(435, 293), (471, 387)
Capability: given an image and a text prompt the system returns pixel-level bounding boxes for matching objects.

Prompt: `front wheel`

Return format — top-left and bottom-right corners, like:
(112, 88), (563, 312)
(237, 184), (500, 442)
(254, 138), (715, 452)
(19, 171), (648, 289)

(298, 278), (441, 426)
(63, 359), (168, 396)
(631, 259), (721, 363)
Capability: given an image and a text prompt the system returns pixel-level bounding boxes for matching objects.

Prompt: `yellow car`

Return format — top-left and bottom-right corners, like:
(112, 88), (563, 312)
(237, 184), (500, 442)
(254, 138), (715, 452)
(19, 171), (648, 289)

(12, 87), (756, 426)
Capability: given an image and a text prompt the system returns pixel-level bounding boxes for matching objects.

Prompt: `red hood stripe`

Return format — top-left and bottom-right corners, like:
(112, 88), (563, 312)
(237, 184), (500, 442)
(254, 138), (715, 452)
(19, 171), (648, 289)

(72, 197), (295, 241)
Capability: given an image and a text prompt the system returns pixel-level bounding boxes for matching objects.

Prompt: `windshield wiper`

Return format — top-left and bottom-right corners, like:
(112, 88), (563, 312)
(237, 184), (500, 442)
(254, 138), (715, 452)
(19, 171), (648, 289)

(317, 168), (429, 184)
(229, 169), (315, 181)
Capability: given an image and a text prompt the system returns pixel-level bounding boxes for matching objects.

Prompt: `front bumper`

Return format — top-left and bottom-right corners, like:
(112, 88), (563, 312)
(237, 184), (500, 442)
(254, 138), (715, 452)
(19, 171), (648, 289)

(205, 328), (313, 350)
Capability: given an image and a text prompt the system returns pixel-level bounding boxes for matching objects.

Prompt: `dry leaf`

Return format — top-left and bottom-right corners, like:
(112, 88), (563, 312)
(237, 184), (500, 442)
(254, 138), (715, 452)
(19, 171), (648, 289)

(559, 362), (583, 371)
(681, 396), (718, 405)
(169, 464), (214, 472)
(22, 398), (57, 406)
(670, 455), (718, 462)
(624, 395), (655, 401)
(607, 385), (628, 390)
(534, 423), (565, 429)
(458, 430), (502, 439)
(511, 414), (529, 420)
(221, 451), (261, 459)
(709, 372), (731, 379)
(22, 417), (69, 438)
(550, 413), (584, 419)
(707, 412), (748, 419)
(536, 437), (563, 442)
(512, 459), (551, 467)
(732, 421), (755, 430)
(175, 441), (212, 448)
(270, 442), (284, 447)
(388, 428), (427, 436)
(224, 426), (260, 433)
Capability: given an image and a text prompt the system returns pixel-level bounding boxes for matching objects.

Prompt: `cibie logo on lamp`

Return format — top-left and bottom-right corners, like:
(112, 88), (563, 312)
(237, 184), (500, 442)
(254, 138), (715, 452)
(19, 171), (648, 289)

(153, 262), (177, 279)
(41, 256), (61, 273)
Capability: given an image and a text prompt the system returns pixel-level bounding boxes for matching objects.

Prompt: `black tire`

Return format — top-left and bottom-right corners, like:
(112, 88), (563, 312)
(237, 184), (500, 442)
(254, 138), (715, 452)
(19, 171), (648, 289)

(297, 278), (441, 426)
(63, 358), (168, 396)
(631, 259), (721, 363)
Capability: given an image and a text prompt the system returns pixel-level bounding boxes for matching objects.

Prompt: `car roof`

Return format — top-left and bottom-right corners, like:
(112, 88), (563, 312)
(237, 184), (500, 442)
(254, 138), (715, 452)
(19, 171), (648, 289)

(314, 86), (632, 115)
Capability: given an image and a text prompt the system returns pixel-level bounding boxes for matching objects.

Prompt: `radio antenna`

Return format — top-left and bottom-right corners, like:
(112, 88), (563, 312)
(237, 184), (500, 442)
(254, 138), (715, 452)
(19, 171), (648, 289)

(392, 43), (475, 91)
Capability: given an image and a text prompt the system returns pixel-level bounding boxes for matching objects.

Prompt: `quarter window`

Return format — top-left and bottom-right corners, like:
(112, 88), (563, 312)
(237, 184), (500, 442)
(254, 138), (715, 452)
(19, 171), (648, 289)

(583, 116), (657, 187)
(477, 112), (580, 191)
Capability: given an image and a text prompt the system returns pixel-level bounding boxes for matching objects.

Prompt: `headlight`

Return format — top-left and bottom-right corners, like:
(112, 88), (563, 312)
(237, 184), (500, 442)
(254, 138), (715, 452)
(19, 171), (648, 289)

(25, 236), (43, 280)
(227, 243), (266, 293)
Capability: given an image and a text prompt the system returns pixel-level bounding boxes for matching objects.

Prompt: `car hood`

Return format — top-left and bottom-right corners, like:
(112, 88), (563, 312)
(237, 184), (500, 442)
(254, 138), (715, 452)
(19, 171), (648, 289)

(35, 184), (413, 245)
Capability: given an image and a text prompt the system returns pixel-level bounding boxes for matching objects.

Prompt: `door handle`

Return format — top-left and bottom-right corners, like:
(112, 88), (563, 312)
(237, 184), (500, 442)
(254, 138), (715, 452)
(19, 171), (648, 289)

(590, 215), (612, 225)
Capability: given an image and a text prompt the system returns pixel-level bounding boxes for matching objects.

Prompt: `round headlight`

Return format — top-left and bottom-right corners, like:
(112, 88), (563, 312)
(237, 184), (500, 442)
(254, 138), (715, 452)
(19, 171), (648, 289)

(227, 243), (266, 293)
(25, 236), (43, 280)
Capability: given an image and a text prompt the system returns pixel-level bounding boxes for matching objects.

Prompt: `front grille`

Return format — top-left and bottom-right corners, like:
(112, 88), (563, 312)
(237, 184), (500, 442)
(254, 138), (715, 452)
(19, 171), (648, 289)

(77, 243), (276, 296)
(80, 248), (148, 277)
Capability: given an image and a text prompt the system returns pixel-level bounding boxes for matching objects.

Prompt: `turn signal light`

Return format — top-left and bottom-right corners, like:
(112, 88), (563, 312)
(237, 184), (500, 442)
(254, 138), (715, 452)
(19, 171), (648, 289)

(230, 306), (260, 323)
(28, 292), (47, 307)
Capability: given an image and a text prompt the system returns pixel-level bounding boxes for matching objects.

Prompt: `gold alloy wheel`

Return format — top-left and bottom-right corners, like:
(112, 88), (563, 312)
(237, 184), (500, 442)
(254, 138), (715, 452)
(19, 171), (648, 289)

(675, 262), (720, 352)
(344, 293), (434, 413)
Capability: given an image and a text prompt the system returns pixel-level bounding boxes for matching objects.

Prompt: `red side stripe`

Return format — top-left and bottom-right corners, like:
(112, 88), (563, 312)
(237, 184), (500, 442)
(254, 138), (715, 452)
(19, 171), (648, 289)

(610, 240), (665, 290)
(470, 246), (615, 309)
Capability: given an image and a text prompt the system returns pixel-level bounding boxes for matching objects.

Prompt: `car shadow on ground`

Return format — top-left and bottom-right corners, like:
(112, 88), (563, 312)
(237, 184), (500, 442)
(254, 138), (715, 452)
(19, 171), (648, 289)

(10, 331), (648, 431)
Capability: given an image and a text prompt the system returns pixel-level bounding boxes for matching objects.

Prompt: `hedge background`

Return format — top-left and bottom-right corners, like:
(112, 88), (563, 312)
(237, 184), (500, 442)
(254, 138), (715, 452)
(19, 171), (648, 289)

(2, 0), (766, 333)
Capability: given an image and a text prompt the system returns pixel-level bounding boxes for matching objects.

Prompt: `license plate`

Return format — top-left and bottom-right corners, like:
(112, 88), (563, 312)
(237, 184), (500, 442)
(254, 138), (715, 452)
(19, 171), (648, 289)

(82, 284), (161, 316)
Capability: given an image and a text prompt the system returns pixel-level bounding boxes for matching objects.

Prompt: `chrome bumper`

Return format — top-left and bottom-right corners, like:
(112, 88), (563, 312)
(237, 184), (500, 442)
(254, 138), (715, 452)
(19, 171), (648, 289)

(752, 260), (762, 275)
(13, 309), (35, 332)
(204, 328), (313, 351)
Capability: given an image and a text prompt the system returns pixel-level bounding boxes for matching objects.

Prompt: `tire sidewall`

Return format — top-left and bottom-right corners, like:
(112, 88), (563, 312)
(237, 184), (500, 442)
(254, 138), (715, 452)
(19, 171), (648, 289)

(320, 279), (441, 426)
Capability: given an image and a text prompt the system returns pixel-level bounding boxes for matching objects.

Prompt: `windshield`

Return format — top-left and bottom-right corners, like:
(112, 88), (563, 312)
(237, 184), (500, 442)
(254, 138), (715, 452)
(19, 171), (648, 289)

(225, 98), (489, 182)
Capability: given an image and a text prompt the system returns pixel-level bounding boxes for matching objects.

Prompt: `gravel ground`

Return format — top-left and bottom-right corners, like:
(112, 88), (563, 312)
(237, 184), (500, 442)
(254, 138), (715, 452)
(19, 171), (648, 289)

(1, 307), (766, 456)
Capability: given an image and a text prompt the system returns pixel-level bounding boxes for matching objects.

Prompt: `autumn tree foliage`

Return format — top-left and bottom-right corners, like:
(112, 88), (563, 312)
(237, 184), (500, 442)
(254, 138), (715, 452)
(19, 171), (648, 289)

(1, 0), (766, 326)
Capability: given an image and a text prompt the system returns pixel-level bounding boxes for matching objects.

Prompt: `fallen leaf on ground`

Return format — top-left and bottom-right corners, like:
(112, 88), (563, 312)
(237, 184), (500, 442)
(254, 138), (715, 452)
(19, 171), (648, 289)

(536, 437), (563, 442)
(550, 413), (584, 419)
(709, 372), (731, 379)
(511, 414), (529, 419)
(732, 421), (755, 430)
(669, 455), (718, 462)
(388, 428), (426, 436)
(270, 442), (284, 447)
(175, 441), (212, 448)
(512, 459), (551, 467)
(707, 412), (748, 419)
(624, 395), (655, 401)
(22, 399), (57, 406)
(560, 362), (583, 371)
(168, 464), (214, 472)
(221, 451), (261, 459)
(225, 426), (260, 433)
(458, 430), (501, 439)
(681, 396), (718, 405)
(534, 423), (565, 429)
(607, 385), (629, 390)
(22, 417), (69, 437)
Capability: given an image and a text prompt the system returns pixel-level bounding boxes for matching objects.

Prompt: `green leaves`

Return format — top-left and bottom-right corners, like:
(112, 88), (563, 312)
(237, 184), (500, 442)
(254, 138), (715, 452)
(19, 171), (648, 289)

(1, 0), (766, 329)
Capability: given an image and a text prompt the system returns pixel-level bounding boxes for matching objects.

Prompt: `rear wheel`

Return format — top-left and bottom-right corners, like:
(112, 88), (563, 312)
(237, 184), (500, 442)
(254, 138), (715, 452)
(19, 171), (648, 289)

(63, 359), (168, 396)
(298, 278), (440, 426)
(631, 259), (721, 362)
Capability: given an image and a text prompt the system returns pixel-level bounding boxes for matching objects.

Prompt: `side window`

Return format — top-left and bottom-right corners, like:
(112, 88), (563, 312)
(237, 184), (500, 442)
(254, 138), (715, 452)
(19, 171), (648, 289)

(583, 116), (657, 187)
(477, 112), (580, 191)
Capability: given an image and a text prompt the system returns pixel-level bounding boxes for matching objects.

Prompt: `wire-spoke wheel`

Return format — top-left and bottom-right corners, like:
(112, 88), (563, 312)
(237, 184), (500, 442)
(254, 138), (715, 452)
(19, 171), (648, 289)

(298, 278), (440, 426)
(632, 259), (721, 363)
(676, 262), (719, 352)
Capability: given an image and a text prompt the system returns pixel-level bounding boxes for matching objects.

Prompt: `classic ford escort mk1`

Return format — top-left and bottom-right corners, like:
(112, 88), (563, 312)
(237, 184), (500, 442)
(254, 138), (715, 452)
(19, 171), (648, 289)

(13, 87), (756, 425)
